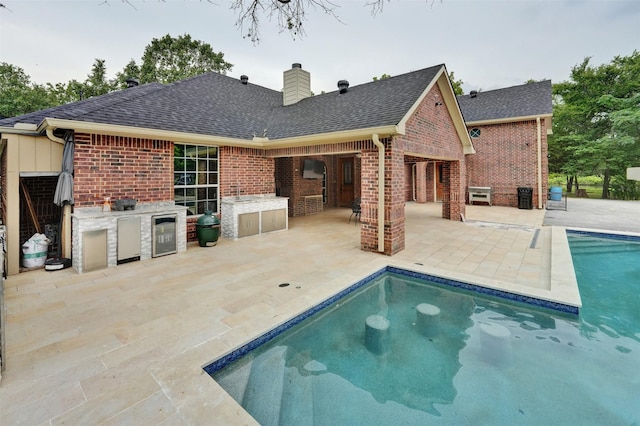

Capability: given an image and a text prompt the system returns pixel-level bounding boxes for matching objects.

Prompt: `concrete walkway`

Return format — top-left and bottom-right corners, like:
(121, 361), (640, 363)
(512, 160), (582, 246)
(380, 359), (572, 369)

(544, 197), (640, 234)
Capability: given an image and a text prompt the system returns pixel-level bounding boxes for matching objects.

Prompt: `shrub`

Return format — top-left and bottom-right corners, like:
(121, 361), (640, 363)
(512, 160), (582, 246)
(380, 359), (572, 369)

(609, 175), (640, 200)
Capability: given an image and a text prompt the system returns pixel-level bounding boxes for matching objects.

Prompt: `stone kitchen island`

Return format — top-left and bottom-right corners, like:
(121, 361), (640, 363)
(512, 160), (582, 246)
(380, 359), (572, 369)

(221, 195), (289, 240)
(72, 202), (188, 273)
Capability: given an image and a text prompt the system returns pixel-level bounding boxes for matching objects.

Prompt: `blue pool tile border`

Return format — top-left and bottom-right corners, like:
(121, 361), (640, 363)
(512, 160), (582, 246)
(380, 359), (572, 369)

(386, 266), (579, 316)
(204, 266), (577, 375)
(567, 229), (640, 243)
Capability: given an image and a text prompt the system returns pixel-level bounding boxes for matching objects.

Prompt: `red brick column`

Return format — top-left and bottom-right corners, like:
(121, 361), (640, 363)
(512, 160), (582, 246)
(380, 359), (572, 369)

(441, 160), (465, 221)
(415, 162), (427, 203)
(360, 142), (405, 255)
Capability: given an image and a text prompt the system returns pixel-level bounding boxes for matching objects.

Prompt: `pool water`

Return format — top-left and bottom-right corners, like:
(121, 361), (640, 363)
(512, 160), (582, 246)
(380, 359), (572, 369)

(208, 233), (640, 425)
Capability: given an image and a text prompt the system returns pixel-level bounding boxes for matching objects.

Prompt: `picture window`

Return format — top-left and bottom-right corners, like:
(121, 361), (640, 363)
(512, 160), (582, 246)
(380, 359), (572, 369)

(174, 144), (219, 215)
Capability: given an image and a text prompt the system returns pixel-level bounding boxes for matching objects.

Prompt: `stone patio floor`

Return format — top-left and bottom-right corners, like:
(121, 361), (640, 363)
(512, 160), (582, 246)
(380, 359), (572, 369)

(0, 202), (580, 424)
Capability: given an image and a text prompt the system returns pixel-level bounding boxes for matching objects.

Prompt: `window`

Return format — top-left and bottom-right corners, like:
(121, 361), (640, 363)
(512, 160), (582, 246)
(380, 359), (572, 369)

(174, 144), (219, 215)
(469, 128), (481, 138)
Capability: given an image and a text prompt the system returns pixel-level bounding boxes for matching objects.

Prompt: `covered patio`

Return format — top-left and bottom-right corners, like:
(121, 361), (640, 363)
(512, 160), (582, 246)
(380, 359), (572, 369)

(0, 203), (579, 424)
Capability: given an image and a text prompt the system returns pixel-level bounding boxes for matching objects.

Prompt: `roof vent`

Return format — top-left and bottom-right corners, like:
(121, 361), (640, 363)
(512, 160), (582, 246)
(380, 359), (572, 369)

(240, 75), (249, 85)
(338, 80), (349, 94)
(126, 78), (139, 88)
(470, 90), (478, 98)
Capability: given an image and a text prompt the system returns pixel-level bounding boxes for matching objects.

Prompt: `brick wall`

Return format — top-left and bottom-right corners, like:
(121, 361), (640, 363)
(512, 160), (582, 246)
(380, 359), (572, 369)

(220, 146), (274, 198)
(466, 120), (548, 207)
(73, 133), (173, 207)
(360, 85), (467, 255)
(397, 85), (464, 160)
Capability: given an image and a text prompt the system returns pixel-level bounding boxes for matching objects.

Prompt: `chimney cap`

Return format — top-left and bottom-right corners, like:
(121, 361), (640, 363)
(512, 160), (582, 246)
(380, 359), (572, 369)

(292, 63), (302, 69)
(338, 80), (349, 94)
(240, 75), (249, 84)
(470, 90), (478, 98)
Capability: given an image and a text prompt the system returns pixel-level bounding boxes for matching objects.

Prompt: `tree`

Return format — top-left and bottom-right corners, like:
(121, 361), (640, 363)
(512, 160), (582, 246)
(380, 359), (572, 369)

(0, 62), (58, 117)
(551, 51), (640, 198)
(83, 59), (115, 98)
(372, 74), (391, 81)
(114, 59), (141, 89)
(448, 71), (463, 96)
(139, 34), (233, 84)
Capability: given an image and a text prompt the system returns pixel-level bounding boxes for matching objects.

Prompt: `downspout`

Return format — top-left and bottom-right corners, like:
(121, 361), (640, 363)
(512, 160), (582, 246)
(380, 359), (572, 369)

(536, 117), (543, 209)
(372, 134), (385, 253)
(46, 128), (72, 258)
(46, 128), (66, 144)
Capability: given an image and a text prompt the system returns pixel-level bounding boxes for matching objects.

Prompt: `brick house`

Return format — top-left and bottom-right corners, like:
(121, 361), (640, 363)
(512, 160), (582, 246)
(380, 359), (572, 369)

(0, 63), (551, 275)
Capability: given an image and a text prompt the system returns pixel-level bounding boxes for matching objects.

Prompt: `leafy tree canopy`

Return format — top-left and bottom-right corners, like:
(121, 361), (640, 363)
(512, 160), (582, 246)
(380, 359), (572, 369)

(139, 34), (233, 84)
(448, 71), (463, 96)
(550, 51), (640, 198)
(0, 62), (59, 118)
(372, 74), (391, 81)
(0, 34), (233, 115)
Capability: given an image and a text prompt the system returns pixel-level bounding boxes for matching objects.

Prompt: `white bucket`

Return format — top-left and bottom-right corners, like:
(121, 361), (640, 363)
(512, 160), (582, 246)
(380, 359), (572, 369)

(22, 234), (50, 268)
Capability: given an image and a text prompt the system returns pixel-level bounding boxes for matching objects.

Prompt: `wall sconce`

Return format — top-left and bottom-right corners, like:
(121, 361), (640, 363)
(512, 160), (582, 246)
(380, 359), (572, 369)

(435, 101), (443, 106)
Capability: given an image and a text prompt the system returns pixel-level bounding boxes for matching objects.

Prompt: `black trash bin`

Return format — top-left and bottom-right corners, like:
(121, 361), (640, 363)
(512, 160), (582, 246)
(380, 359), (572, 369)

(517, 187), (533, 210)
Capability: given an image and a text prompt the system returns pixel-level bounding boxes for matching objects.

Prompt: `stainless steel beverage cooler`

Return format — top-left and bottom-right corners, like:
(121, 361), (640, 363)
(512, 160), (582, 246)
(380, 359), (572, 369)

(152, 214), (177, 257)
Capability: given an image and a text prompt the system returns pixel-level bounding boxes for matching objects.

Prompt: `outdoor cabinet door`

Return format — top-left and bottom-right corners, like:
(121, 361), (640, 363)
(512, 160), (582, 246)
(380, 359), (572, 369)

(262, 209), (286, 233)
(238, 212), (259, 238)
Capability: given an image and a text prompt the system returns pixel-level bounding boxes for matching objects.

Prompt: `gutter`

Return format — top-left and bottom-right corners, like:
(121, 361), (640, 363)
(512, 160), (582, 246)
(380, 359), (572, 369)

(37, 118), (401, 150)
(537, 117), (543, 209)
(372, 134), (385, 253)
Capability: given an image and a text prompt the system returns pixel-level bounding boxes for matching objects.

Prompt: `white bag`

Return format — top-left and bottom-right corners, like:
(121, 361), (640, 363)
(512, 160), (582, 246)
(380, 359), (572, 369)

(22, 233), (50, 268)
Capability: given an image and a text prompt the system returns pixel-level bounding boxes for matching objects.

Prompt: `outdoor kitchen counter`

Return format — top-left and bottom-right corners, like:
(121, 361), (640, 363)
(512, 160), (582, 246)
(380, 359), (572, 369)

(72, 202), (187, 219)
(72, 202), (188, 273)
(221, 195), (289, 240)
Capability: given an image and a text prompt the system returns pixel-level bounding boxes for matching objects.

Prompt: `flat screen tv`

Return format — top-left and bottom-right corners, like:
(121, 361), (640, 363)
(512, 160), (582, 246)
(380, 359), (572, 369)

(303, 159), (325, 179)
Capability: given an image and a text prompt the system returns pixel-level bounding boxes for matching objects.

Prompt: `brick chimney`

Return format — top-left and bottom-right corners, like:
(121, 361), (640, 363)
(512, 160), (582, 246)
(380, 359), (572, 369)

(283, 63), (311, 106)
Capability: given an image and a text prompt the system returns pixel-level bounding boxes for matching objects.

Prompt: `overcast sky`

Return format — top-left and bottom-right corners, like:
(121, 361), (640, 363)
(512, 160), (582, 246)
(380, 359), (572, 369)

(1, 0), (638, 95)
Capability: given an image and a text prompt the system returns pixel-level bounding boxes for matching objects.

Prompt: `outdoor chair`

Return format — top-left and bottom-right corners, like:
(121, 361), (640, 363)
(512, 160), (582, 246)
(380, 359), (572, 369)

(348, 198), (361, 224)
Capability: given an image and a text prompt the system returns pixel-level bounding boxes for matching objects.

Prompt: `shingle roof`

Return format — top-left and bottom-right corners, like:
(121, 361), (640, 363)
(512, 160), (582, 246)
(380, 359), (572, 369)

(0, 66), (551, 140)
(0, 66), (443, 140)
(457, 80), (552, 123)
(265, 66), (442, 139)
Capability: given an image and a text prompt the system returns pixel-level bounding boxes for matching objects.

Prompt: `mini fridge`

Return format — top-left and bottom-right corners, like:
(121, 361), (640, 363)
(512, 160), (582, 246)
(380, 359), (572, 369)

(152, 214), (177, 257)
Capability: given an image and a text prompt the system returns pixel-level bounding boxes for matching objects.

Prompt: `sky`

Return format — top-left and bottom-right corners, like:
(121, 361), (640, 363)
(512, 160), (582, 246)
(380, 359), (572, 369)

(0, 0), (639, 95)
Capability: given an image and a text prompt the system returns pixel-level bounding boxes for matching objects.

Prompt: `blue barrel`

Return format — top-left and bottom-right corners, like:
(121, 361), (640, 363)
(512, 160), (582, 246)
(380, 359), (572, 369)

(550, 186), (562, 201)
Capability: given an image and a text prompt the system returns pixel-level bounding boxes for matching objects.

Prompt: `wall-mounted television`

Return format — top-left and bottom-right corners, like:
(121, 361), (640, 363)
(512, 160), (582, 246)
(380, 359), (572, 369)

(302, 159), (325, 179)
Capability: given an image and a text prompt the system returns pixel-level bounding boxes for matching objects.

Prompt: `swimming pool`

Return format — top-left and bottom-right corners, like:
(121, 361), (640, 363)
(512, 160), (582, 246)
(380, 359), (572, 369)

(206, 232), (640, 424)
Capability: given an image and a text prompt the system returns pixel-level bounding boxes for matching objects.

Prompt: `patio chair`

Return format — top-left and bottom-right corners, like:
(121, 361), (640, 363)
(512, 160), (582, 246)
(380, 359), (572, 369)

(348, 198), (361, 224)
